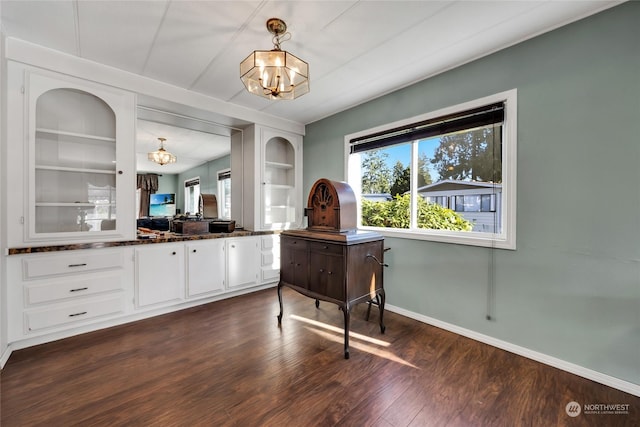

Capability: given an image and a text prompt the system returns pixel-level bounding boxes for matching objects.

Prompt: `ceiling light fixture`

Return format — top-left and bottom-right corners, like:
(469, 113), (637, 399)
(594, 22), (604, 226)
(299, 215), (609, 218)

(148, 137), (176, 166)
(240, 18), (309, 100)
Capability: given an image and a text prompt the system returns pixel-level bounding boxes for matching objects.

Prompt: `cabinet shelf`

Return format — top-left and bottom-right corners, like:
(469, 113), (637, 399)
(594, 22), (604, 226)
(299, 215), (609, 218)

(264, 183), (294, 190)
(36, 202), (95, 208)
(36, 165), (116, 174)
(36, 128), (116, 143)
(265, 161), (294, 170)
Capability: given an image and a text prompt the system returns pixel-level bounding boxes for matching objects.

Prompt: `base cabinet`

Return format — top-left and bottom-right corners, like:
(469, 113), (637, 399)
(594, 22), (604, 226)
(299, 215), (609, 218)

(186, 239), (226, 298)
(5, 235), (279, 356)
(6, 247), (132, 342)
(226, 237), (259, 291)
(135, 243), (185, 308)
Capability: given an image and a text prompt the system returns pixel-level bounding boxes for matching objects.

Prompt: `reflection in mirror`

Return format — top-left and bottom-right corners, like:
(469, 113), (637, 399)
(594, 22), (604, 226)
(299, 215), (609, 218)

(135, 106), (236, 220)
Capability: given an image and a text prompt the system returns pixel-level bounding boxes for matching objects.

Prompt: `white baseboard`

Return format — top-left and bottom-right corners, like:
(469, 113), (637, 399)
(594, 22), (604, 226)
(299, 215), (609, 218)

(1, 344), (12, 368)
(385, 304), (640, 398)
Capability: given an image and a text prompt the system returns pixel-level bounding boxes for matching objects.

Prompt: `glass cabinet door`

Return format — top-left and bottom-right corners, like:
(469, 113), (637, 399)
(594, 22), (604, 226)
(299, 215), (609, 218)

(26, 72), (134, 241)
(34, 89), (117, 234)
(261, 133), (301, 229)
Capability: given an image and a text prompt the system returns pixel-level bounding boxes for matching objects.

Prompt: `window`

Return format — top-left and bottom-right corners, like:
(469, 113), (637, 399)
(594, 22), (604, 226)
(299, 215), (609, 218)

(346, 90), (516, 249)
(217, 169), (231, 219)
(184, 177), (200, 215)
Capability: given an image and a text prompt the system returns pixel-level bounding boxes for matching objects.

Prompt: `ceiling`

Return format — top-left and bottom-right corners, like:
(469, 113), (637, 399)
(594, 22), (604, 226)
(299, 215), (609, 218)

(0, 1), (622, 173)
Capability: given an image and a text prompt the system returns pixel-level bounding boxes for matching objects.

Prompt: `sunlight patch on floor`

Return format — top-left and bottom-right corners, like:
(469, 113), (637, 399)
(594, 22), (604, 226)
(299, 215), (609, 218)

(289, 314), (418, 368)
(290, 314), (389, 347)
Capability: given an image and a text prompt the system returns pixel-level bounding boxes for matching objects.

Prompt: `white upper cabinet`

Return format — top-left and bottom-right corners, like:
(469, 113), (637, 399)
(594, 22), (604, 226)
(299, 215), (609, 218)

(6, 63), (136, 245)
(232, 124), (303, 231)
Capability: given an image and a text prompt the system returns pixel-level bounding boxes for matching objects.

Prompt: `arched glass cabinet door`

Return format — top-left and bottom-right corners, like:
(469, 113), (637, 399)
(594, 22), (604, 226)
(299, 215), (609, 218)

(26, 71), (135, 242)
(261, 134), (301, 229)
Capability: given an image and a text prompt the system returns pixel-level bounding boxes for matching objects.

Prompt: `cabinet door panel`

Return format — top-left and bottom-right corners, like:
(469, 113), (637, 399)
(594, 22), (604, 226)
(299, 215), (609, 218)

(309, 253), (344, 300)
(136, 244), (184, 307)
(187, 240), (225, 297)
(227, 238), (259, 290)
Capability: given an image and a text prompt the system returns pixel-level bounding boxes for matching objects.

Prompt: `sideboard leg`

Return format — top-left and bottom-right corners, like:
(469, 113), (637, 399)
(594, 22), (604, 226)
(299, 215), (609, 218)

(315, 299), (320, 308)
(378, 290), (386, 334)
(342, 306), (351, 359)
(277, 284), (284, 324)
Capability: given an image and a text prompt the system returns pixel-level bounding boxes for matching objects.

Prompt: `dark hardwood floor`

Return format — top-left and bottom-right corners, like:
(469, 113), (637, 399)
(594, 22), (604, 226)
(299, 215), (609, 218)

(2, 287), (638, 426)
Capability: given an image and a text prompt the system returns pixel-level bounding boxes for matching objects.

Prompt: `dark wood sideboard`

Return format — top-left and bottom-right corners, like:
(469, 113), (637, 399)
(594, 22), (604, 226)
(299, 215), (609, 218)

(277, 178), (386, 359)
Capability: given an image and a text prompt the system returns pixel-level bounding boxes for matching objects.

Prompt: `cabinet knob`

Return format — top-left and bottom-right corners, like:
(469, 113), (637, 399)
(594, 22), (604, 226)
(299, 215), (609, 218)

(328, 271), (333, 275)
(193, 249), (197, 253)
(319, 268), (324, 273)
(323, 245), (328, 249)
(172, 251), (176, 255)
(118, 170), (123, 175)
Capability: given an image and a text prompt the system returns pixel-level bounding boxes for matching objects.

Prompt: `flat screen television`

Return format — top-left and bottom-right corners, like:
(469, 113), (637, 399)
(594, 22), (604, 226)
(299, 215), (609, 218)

(149, 193), (176, 217)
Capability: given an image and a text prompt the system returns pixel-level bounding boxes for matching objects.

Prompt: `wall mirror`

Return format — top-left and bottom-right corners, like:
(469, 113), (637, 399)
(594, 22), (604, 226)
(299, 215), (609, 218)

(135, 95), (247, 220)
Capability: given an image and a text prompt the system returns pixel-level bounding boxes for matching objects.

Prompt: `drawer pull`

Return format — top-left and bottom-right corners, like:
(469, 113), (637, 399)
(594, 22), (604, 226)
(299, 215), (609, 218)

(69, 311), (87, 317)
(69, 287), (89, 292)
(319, 268), (324, 273)
(323, 245), (328, 249)
(68, 263), (87, 268)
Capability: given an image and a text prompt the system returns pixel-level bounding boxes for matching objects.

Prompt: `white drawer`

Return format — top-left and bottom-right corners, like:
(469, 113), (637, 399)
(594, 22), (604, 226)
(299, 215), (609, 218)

(262, 251), (275, 266)
(261, 235), (280, 250)
(25, 272), (124, 305)
(23, 249), (124, 279)
(261, 268), (280, 282)
(25, 296), (124, 332)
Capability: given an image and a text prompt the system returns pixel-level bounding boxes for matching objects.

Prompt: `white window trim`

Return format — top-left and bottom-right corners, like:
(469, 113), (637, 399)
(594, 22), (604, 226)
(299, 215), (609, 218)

(184, 176), (201, 215)
(344, 89), (517, 250)
(217, 168), (231, 219)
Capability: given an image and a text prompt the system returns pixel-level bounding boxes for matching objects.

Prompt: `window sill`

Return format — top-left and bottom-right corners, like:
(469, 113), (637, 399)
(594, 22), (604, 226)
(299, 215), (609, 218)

(359, 226), (516, 250)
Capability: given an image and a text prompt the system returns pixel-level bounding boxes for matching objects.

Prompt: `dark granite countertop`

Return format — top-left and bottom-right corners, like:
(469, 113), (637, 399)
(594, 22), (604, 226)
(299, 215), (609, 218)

(7, 230), (279, 255)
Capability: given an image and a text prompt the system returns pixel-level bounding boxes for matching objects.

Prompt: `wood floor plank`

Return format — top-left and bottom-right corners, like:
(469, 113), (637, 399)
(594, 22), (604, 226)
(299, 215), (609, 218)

(2, 287), (639, 426)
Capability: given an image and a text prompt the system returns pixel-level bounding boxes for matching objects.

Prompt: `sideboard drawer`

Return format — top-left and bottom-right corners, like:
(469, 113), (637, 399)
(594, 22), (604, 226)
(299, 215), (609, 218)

(25, 272), (124, 305)
(309, 241), (343, 255)
(25, 296), (125, 332)
(23, 249), (124, 279)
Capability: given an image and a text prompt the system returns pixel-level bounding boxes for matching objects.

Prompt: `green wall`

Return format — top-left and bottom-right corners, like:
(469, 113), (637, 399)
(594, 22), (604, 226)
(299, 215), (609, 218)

(303, 2), (639, 386)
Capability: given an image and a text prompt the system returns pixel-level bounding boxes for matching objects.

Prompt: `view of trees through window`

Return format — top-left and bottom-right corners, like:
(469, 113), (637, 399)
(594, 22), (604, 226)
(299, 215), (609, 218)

(357, 123), (502, 232)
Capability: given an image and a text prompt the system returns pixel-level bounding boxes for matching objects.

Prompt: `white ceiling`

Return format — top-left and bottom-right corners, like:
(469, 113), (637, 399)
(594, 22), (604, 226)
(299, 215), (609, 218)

(0, 0), (622, 173)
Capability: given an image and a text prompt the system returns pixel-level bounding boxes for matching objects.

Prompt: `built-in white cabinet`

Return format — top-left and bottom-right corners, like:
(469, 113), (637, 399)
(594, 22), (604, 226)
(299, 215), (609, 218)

(135, 243), (185, 308)
(186, 239), (226, 298)
(232, 125), (303, 231)
(226, 237), (260, 290)
(5, 63), (136, 247)
(260, 234), (281, 284)
(6, 247), (133, 342)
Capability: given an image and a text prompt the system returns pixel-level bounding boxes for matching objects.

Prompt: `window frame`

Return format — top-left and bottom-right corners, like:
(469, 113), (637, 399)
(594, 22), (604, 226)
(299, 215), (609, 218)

(217, 168), (231, 219)
(184, 176), (201, 215)
(345, 89), (517, 250)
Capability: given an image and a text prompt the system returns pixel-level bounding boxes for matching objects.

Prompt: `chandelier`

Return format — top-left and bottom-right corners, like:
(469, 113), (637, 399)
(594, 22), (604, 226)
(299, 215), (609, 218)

(148, 137), (176, 166)
(240, 18), (309, 100)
